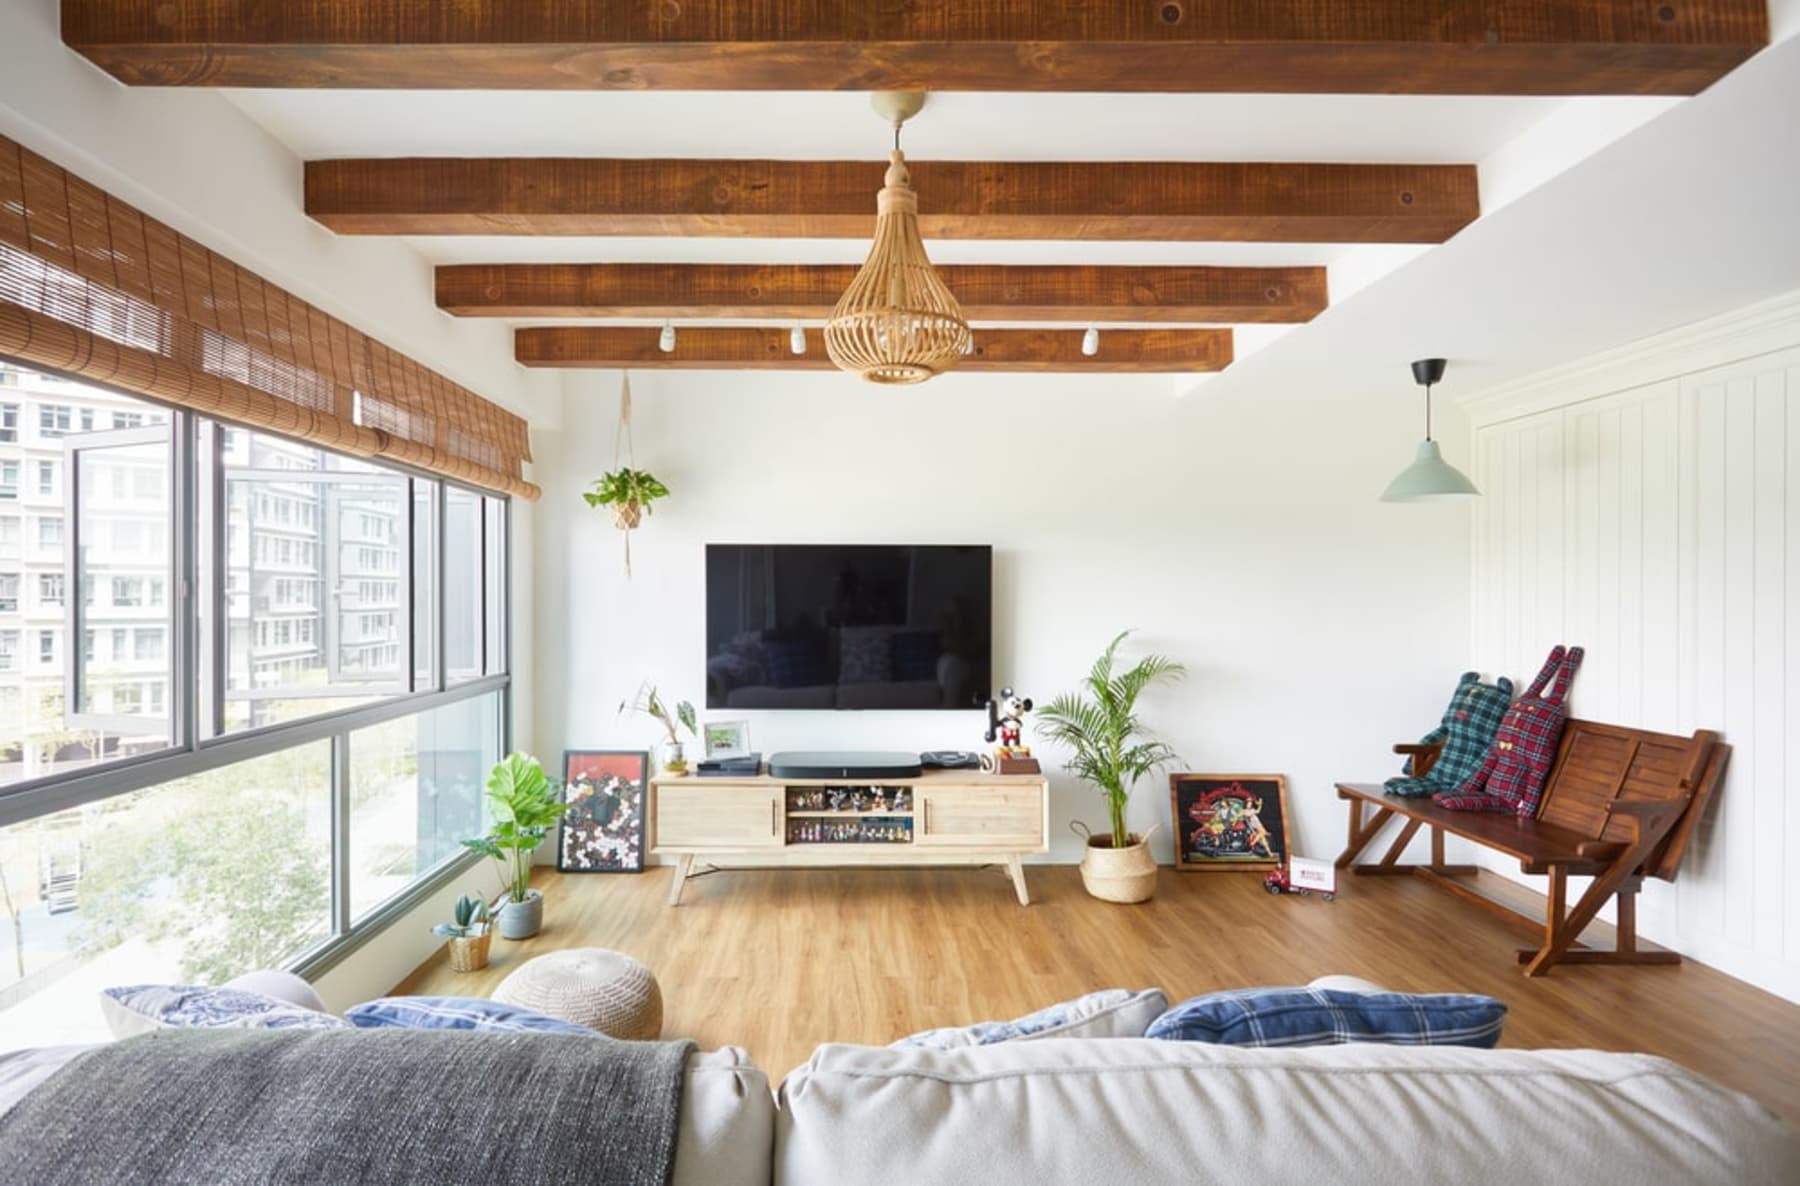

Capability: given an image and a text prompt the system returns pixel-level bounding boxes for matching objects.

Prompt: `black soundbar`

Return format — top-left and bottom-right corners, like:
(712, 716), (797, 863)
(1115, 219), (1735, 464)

(766, 751), (926, 780)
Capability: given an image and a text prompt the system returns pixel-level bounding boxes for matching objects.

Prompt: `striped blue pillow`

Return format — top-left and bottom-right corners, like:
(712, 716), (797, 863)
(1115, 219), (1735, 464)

(346, 996), (596, 1036)
(1145, 987), (1506, 1048)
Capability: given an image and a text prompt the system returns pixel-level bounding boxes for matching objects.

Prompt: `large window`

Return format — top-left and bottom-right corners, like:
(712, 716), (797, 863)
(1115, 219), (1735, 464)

(0, 362), (512, 1049)
(348, 690), (500, 922)
(0, 741), (332, 1050)
(220, 431), (414, 733)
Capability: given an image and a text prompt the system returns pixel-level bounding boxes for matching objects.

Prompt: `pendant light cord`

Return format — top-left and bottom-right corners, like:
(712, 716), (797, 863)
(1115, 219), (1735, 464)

(1423, 381), (1434, 442)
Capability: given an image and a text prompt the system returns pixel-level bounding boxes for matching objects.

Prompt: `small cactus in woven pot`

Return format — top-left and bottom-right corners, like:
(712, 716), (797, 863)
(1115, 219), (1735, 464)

(433, 894), (493, 972)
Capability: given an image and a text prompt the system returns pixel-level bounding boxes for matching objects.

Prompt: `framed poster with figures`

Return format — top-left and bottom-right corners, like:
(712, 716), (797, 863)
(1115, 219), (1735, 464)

(1170, 773), (1291, 872)
(559, 750), (650, 873)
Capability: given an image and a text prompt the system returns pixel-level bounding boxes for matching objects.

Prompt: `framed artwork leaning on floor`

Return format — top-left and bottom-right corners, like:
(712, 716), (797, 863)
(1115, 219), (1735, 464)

(560, 750), (651, 873)
(1171, 774), (1291, 872)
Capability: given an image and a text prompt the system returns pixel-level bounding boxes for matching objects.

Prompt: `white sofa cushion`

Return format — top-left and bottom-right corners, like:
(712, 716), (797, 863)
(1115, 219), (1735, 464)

(894, 988), (1168, 1049)
(776, 1038), (1799, 1186)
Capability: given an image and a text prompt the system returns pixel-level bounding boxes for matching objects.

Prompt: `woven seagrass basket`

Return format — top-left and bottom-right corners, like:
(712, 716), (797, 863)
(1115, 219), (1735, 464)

(447, 931), (492, 973)
(1074, 822), (1161, 904)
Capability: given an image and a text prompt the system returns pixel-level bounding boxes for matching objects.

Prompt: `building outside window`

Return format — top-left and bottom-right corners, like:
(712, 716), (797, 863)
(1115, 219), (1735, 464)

(0, 362), (510, 1052)
(37, 405), (71, 437)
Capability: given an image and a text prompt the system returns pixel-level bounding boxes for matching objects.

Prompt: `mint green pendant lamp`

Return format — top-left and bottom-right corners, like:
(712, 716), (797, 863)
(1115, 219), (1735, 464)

(1380, 358), (1479, 502)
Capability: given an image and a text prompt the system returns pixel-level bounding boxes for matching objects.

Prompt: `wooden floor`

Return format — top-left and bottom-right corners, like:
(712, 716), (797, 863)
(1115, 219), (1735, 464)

(397, 863), (1800, 1125)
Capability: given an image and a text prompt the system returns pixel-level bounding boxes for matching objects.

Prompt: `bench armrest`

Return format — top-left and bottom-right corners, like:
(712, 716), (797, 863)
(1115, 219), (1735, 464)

(1590, 800), (1683, 850)
(1393, 742), (1443, 779)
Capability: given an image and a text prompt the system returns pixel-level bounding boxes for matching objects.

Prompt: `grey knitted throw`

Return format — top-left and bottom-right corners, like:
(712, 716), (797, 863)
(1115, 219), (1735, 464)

(0, 1027), (695, 1186)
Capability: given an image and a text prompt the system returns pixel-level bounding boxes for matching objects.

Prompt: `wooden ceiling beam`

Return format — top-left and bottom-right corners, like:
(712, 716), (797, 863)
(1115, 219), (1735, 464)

(438, 264), (1327, 324)
(309, 160), (1478, 244)
(515, 327), (1232, 373)
(63, 2), (1767, 94)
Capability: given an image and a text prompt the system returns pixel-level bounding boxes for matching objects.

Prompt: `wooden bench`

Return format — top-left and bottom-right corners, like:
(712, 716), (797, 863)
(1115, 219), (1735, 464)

(1336, 718), (1728, 976)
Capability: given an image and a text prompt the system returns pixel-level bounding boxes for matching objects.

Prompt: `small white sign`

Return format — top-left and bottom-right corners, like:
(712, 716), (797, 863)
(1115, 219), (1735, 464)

(1289, 855), (1336, 893)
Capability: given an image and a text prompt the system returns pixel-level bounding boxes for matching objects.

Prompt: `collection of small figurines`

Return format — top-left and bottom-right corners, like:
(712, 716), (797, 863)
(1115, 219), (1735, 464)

(788, 786), (912, 813)
(788, 819), (911, 844)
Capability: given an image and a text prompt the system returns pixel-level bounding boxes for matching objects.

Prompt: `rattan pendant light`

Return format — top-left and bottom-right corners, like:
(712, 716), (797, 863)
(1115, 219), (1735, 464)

(825, 92), (972, 384)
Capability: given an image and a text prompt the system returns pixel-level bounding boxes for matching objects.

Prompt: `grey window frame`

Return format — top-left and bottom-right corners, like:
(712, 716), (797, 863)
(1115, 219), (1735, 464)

(0, 364), (514, 981)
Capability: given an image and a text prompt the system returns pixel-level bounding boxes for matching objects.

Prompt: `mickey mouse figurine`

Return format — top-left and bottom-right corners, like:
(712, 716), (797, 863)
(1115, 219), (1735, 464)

(984, 688), (1034, 755)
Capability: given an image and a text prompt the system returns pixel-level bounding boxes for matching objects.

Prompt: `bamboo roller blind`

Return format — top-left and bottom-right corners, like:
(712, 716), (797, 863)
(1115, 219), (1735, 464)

(0, 135), (538, 499)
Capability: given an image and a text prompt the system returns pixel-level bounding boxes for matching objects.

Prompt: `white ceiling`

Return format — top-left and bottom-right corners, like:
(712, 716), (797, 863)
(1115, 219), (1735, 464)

(216, 15), (1800, 400)
(227, 90), (1584, 163)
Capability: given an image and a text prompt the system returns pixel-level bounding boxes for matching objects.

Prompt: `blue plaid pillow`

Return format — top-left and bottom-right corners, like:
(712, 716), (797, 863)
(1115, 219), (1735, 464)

(346, 996), (596, 1036)
(101, 984), (346, 1037)
(1145, 987), (1505, 1048)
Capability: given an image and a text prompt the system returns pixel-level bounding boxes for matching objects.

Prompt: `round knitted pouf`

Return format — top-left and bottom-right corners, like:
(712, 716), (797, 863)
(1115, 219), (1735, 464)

(491, 948), (663, 1040)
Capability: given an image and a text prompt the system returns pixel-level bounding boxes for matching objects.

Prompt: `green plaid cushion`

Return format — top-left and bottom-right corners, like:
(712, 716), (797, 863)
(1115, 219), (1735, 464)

(1384, 671), (1514, 798)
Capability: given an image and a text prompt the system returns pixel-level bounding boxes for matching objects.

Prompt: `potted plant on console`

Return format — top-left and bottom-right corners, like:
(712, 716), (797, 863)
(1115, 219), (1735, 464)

(620, 681), (698, 774)
(1036, 630), (1185, 904)
(463, 752), (566, 940)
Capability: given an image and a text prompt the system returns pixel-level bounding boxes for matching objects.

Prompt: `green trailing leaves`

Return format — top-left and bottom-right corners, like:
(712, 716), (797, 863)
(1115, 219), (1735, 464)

(582, 468), (670, 512)
(1035, 630), (1185, 849)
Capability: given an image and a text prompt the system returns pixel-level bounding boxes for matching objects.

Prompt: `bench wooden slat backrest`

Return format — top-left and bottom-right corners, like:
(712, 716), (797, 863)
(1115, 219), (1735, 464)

(1532, 719), (1723, 882)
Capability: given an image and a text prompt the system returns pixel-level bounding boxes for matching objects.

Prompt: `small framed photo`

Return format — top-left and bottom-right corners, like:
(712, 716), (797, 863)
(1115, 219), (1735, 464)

(559, 750), (650, 874)
(703, 719), (751, 760)
(1170, 773), (1292, 872)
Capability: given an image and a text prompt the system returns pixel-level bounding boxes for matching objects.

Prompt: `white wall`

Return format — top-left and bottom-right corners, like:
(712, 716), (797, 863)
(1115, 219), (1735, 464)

(534, 368), (1472, 866)
(1467, 291), (1800, 1004)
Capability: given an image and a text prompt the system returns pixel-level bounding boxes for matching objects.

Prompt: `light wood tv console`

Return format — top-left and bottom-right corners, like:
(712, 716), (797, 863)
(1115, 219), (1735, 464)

(649, 770), (1050, 905)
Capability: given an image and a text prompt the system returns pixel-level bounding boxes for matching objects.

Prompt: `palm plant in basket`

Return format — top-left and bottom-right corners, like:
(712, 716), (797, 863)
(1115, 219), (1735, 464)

(1036, 630), (1184, 903)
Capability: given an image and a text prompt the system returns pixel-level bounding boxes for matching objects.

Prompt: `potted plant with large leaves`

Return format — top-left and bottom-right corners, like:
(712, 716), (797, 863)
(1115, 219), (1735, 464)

(1036, 630), (1185, 904)
(463, 753), (566, 939)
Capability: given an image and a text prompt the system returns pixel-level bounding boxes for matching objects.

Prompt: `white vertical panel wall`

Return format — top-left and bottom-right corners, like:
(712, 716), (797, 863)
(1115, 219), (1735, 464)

(1468, 293), (1800, 1003)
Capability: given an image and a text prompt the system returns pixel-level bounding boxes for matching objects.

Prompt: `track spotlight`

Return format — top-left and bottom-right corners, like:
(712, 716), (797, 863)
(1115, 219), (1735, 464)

(659, 320), (677, 353)
(1081, 325), (1100, 357)
(790, 324), (807, 355)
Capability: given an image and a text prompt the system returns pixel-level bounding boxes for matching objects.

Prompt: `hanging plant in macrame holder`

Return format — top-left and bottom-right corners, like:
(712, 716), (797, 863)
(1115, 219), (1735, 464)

(582, 372), (670, 576)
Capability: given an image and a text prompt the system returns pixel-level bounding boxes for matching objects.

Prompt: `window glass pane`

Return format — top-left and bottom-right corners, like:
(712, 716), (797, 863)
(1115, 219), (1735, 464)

(0, 740), (332, 1049)
(411, 480), (435, 690)
(347, 690), (499, 922)
(75, 437), (173, 730)
(443, 486), (482, 684)
(220, 429), (407, 733)
(483, 497), (506, 676)
(0, 365), (172, 788)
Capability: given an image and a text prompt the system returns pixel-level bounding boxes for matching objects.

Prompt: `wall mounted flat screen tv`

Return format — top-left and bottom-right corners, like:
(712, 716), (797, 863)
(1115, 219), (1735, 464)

(706, 544), (991, 711)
